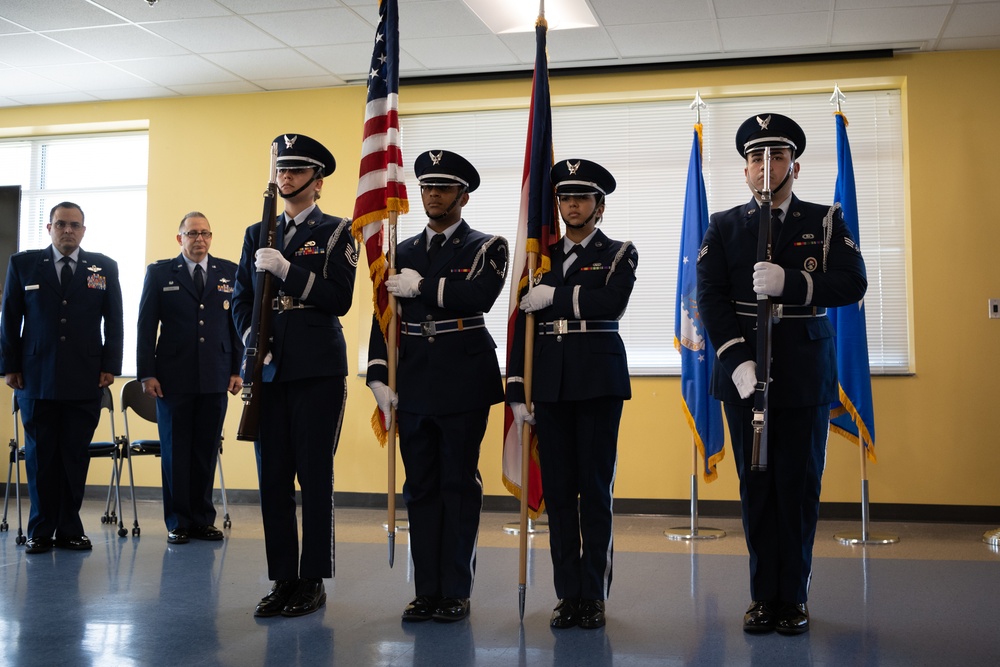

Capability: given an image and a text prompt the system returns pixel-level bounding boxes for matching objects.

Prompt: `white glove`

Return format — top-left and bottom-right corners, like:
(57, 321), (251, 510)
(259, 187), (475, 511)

(732, 360), (758, 400)
(520, 284), (555, 313)
(511, 402), (535, 432)
(369, 380), (398, 431)
(752, 261), (785, 297)
(256, 247), (290, 281)
(386, 268), (422, 298)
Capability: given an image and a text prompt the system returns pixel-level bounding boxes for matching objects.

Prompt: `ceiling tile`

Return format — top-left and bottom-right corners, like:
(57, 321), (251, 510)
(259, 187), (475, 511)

(500, 27), (620, 65)
(202, 48), (329, 79)
(244, 8), (374, 47)
(252, 74), (348, 91)
(142, 16), (284, 53)
(399, 1), (492, 39)
(606, 21), (720, 58)
(403, 34), (518, 70)
(9, 91), (99, 105)
(112, 55), (244, 86)
(712, 0), (830, 19)
(832, 6), (952, 45)
(0, 67), (75, 96)
(167, 81), (263, 96)
(589, 0), (712, 25)
(0, 0), (124, 31)
(945, 2), (1000, 39)
(48, 25), (189, 61)
(298, 43), (425, 81)
(720, 13), (830, 52)
(91, 86), (179, 101)
(0, 33), (97, 67)
(26, 62), (154, 90)
(92, 0), (234, 22)
(0, 17), (27, 35)
(215, 0), (352, 13)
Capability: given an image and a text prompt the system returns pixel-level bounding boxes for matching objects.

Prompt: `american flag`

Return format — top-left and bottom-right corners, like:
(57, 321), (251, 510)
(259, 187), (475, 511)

(501, 15), (558, 518)
(352, 0), (408, 337)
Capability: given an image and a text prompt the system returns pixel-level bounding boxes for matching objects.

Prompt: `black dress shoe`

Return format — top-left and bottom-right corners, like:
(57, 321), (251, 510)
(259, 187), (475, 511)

(53, 535), (92, 551)
(776, 602), (809, 635)
(25, 536), (53, 554)
(190, 525), (224, 541)
(167, 528), (190, 544)
(550, 599), (579, 629)
(402, 596), (438, 622)
(743, 600), (776, 634)
(254, 580), (299, 618)
(281, 578), (327, 617)
(577, 599), (606, 629)
(432, 597), (470, 622)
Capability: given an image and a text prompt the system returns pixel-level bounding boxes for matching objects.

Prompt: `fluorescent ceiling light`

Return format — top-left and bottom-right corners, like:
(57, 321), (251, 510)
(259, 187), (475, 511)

(462, 0), (598, 34)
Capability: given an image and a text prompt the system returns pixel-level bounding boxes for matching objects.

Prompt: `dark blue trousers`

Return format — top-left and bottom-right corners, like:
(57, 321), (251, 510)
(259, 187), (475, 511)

(255, 376), (345, 581)
(724, 403), (828, 605)
(155, 391), (227, 531)
(534, 397), (622, 601)
(398, 408), (488, 599)
(19, 396), (101, 538)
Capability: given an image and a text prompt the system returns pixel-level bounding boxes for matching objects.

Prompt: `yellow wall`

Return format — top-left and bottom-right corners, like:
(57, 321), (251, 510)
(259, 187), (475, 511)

(2, 49), (998, 509)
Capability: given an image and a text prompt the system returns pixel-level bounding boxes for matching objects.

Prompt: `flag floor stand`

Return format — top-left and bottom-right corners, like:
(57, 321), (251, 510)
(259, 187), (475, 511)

(383, 521), (409, 531)
(664, 473), (725, 541)
(982, 528), (1000, 547)
(834, 479), (899, 545)
(504, 518), (548, 535)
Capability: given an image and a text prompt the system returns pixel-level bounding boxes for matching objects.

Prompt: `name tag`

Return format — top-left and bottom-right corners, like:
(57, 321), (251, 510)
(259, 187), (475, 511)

(25, 284), (39, 291)
(163, 285), (180, 292)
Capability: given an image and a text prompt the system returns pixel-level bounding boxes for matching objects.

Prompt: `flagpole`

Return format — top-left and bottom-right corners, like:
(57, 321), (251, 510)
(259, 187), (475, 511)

(517, 253), (540, 620)
(385, 212), (399, 566)
(825, 84), (897, 546)
(666, 91), (724, 542)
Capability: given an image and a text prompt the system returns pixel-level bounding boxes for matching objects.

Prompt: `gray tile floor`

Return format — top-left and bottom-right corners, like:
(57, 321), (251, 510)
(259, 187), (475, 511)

(1, 498), (999, 666)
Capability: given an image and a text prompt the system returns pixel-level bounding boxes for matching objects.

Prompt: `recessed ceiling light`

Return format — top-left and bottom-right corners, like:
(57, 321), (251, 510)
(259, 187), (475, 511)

(461, 0), (598, 34)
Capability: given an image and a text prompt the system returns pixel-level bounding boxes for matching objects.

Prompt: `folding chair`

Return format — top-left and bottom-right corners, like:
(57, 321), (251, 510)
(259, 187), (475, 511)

(90, 386), (127, 538)
(1, 394), (27, 545)
(118, 379), (161, 537)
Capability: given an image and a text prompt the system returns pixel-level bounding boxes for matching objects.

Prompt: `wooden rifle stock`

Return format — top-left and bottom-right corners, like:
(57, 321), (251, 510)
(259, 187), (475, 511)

(237, 143), (279, 441)
(751, 146), (774, 471)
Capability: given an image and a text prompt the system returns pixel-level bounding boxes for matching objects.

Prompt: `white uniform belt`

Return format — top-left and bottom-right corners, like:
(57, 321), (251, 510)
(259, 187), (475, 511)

(733, 301), (826, 318)
(537, 319), (619, 335)
(401, 316), (486, 337)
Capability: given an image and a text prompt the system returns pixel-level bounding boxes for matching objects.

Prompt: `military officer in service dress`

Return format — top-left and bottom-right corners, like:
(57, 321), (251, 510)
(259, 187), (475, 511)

(367, 150), (508, 623)
(137, 211), (243, 545)
(697, 113), (867, 635)
(1, 201), (124, 554)
(233, 134), (358, 619)
(507, 159), (638, 630)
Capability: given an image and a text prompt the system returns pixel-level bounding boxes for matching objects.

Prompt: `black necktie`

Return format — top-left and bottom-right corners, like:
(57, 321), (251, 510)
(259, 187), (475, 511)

(428, 233), (445, 262)
(567, 244), (582, 257)
(283, 217), (296, 248)
(60, 257), (73, 292)
(193, 264), (205, 296)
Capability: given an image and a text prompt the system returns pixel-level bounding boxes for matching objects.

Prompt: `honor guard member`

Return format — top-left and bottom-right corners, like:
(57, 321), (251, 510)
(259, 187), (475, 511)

(697, 114), (867, 635)
(137, 212), (243, 545)
(1, 202), (124, 554)
(507, 159), (638, 630)
(367, 150), (508, 623)
(233, 134), (358, 618)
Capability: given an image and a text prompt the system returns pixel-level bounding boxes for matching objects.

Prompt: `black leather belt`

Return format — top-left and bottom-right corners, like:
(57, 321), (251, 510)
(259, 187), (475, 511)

(537, 319), (619, 335)
(272, 296), (314, 312)
(401, 316), (486, 337)
(733, 301), (826, 318)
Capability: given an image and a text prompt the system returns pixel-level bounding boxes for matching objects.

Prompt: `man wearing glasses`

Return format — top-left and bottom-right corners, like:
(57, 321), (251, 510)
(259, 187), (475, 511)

(137, 211), (243, 545)
(1, 201), (124, 554)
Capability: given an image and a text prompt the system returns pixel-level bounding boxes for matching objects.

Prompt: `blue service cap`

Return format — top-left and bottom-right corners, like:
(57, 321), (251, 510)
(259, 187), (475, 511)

(414, 150), (480, 192)
(274, 133), (336, 176)
(551, 159), (616, 196)
(735, 113), (806, 159)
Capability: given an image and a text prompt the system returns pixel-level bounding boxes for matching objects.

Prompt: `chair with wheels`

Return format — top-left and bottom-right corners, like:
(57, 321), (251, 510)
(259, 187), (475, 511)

(90, 386), (127, 538)
(118, 379), (161, 537)
(1, 394), (27, 546)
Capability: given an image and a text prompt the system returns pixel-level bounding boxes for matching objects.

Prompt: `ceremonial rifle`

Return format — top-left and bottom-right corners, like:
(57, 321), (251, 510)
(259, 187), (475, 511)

(237, 142), (279, 441)
(751, 146), (774, 471)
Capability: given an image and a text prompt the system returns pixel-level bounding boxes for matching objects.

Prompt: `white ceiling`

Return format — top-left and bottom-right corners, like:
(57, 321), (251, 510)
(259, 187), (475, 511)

(1, 0), (999, 108)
